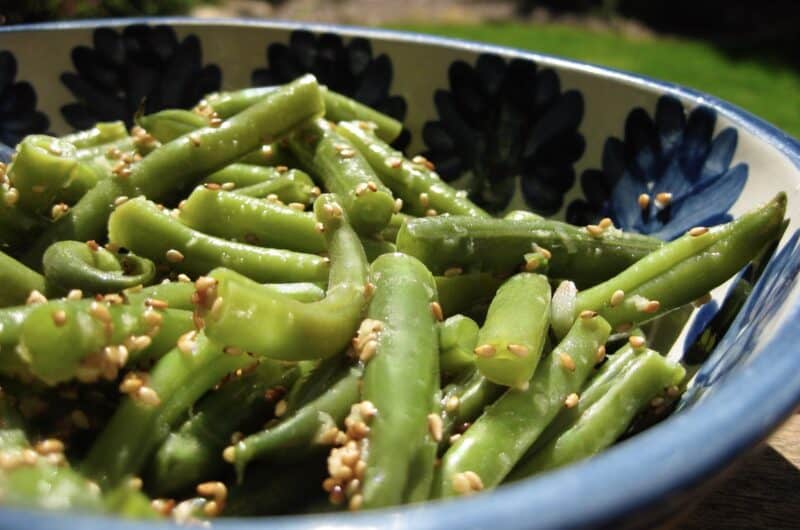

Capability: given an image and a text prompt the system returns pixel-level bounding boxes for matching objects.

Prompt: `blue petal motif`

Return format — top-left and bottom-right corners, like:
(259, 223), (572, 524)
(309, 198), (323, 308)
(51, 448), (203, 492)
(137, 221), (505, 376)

(0, 50), (49, 147)
(250, 30), (409, 150)
(567, 95), (747, 240)
(422, 54), (585, 215)
(60, 25), (221, 130)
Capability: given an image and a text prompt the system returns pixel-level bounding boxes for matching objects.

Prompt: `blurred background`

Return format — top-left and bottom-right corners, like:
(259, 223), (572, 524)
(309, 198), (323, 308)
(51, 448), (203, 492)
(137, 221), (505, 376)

(2, 0), (798, 138)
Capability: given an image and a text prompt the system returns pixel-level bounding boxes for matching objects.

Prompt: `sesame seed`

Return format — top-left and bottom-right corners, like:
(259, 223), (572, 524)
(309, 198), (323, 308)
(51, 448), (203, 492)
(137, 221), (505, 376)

(427, 413), (443, 442)
(689, 226), (709, 237)
(51, 309), (67, 327)
(89, 301), (111, 322)
(86, 240), (100, 251)
(113, 195), (129, 207)
(473, 344), (496, 358)
(189, 133), (201, 146)
(364, 282), (376, 298)
(315, 222), (325, 233)
(445, 396), (460, 412)
(34, 438), (65, 455)
(310, 186), (322, 197)
(598, 217), (613, 229)
(532, 243), (552, 260)
(430, 301), (444, 322)
(419, 192), (430, 208)
(150, 498), (175, 516)
(209, 117), (223, 127)
(143, 308), (163, 327)
(210, 297), (224, 319)
(197, 481), (227, 502)
(222, 445), (237, 463)
(615, 322), (633, 333)
(137, 386), (161, 406)
(666, 385), (681, 398)
(444, 267), (463, 277)
(610, 289), (625, 307)
(165, 249), (184, 263)
(145, 298), (169, 310)
(323, 202), (344, 218)
(348, 494), (363, 511)
(559, 352), (576, 371)
(452, 472), (471, 494)
(354, 183), (369, 196)
(394, 197), (403, 212)
(119, 373), (144, 394)
(385, 156), (403, 169)
(204, 182), (221, 190)
(655, 192), (673, 206)
(425, 208), (438, 217)
(367, 181), (378, 192)
(412, 155), (435, 171)
(629, 335), (646, 349)
(449, 434), (462, 444)
(288, 202), (305, 211)
(524, 257), (541, 271)
(585, 224), (604, 237)
(359, 340), (378, 362)
(564, 393), (580, 408)
(507, 343), (529, 357)
(220, 181), (235, 191)
(260, 144), (274, 158)
(642, 300), (660, 313)
(359, 400), (377, 419)
(339, 148), (356, 158)
(3, 187), (19, 206)
(596, 345), (607, 363)
(650, 396), (665, 408)
(579, 310), (598, 319)
(195, 276), (217, 292)
(51, 203), (69, 220)
(128, 477), (143, 490)
(203, 500), (221, 517)
(638, 193), (651, 209)
(274, 399), (287, 417)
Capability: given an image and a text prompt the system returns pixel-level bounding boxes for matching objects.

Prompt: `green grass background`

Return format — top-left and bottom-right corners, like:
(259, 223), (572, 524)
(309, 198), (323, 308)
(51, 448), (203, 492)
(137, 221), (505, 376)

(392, 23), (800, 139)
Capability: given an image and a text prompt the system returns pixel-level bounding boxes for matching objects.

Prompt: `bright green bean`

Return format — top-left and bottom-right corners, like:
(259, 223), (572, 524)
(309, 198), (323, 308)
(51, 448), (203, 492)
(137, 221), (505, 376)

(62, 121), (128, 149)
(439, 314), (479, 378)
(324, 92), (403, 143)
(0, 249), (46, 307)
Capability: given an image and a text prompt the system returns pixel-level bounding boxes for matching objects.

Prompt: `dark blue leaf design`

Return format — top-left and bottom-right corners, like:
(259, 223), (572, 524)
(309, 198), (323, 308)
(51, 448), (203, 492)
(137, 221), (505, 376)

(567, 95), (747, 240)
(0, 50), (49, 154)
(421, 54), (585, 215)
(60, 25), (221, 130)
(250, 30), (409, 150)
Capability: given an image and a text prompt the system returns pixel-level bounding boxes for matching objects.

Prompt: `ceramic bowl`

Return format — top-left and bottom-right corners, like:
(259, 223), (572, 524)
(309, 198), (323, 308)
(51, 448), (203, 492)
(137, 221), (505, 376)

(0, 18), (799, 530)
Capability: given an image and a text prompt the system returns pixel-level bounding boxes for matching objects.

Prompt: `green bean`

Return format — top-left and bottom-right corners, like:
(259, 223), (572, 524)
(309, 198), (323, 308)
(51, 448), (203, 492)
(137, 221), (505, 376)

(360, 237), (396, 262)
(82, 331), (253, 486)
(324, 92), (403, 143)
(640, 305), (694, 355)
(343, 253), (439, 510)
(397, 215), (662, 288)
(0, 249), (46, 307)
(528, 338), (642, 456)
(380, 212), (412, 243)
(568, 193), (786, 333)
(73, 137), (138, 162)
(436, 315), (611, 496)
(288, 119), (395, 235)
(509, 350), (684, 479)
(435, 272), (504, 318)
(232, 171), (318, 204)
(147, 360), (297, 495)
(178, 186), (326, 254)
(0, 189), (44, 250)
(228, 359), (361, 479)
(236, 141), (299, 168)
(23, 74), (325, 267)
(109, 197), (329, 283)
(504, 210), (544, 221)
(16, 296), (193, 385)
(337, 121), (487, 217)
(124, 281), (196, 311)
(438, 369), (503, 454)
(202, 164), (307, 189)
(136, 109), (209, 144)
(403, 388), (442, 504)
(474, 273), (551, 387)
(62, 121), (128, 149)
(199, 194), (369, 361)
(7, 135), (103, 214)
(283, 356), (350, 416)
(439, 314), (479, 378)
(42, 241), (156, 296)
(201, 86), (278, 119)
(0, 394), (106, 513)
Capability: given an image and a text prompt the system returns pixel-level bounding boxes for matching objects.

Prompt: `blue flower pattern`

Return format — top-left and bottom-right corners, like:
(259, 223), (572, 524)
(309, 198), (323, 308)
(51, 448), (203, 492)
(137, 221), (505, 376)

(60, 25), (221, 130)
(0, 50), (49, 161)
(251, 30), (410, 149)
(567, 96), (747, 241)
(422, 54), (585, 215)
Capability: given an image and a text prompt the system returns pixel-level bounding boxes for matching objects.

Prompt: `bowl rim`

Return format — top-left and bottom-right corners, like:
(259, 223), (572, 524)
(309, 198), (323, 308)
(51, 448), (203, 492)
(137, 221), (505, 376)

(1, 17), (799, 530)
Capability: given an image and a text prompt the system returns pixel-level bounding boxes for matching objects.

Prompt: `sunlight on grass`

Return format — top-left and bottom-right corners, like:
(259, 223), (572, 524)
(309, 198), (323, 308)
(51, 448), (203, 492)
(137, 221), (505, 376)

(390, 23), (800, 139)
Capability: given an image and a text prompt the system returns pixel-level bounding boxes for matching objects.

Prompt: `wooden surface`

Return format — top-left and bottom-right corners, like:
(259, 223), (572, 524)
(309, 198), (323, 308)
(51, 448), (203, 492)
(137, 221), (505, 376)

(677, 411), (800, 529)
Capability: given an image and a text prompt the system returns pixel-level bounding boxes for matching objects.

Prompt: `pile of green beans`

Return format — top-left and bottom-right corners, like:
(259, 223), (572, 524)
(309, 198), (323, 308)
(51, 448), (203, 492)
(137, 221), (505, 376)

(0, 74), (788, 522)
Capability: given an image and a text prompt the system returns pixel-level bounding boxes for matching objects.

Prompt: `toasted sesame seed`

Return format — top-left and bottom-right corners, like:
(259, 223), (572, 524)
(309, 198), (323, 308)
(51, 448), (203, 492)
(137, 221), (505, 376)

(655, 192), (673, 206)
(393, 197), (404, 212)
(288, 202), (305, 211)
(385, 156), (403, 169)
(137, 386), (161, 406)
(666, 385), (681, 398)
(143, 308), (163, 328)
(507, 343), (529, 357)
(638, 193), (651, 209)
(452, 472), (471, 494)
(579, 310), (598, 320)
(366, 181), (378, 192)
(119, 373), (144, 394)
(598, 217), (613, 229)
(197, 481), (227, 502)
(86, 239), (100, 251)
(314, 222), (325, 233)
(220, 181), (235, 191)
(642, 300), (660, 313)
(615, 322), (633, 333)
(151, 498), (175, 516)
(524, 257), (541, 271)
(412, 155), (435, 171)
(51, 309), (67, 327)
(445, 396), (460, 412)
(145, 298), (169, 310)
(359, 340), (378, 362)
(689, 226), (709, 237)
(610, 289), (625, 307)
(3, 187), (19, 206)
(165, 249), (184, 263)
(274, 399), (287, 417)
(419, 192), (430, 208)
(128, 477), (143, 490)
(532, 243), (552, 260)
(629, 335), (646, 349)
(564, 393), (580, 408)
(51, 203), (69, 220)
(339, 148), (356, 158)
(359, 401), (377, 419)
(195, 276), (217, 292)
(189, 133), (201, 146)
(113, 195), (129, 207)
(34, 438), (65, 455)
(354, 182), (369, 196)
(89, 301), (111, 322)
(203, 500), (221, 517)
(323, 202), (344, 218)
(559, 352), (576, 371)
(427, 413), (443, 442)
(425, 208), (438, 217)
(474, 344), (496, 358)
(596, 344), (607, 363)
(310, 186), (322, 197)
(364, 281), (376, 298)
(210, 296), (224, 319)
(430, 301), (444, 322)
(204, 182), (221, 190)
(585, 224), (604, 237)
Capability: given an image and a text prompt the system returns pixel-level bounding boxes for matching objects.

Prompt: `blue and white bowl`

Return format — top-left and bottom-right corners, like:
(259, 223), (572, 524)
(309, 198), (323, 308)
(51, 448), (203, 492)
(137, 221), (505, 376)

(1, 18), (799, 530)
